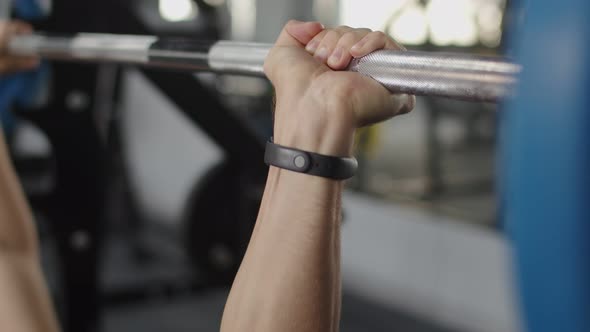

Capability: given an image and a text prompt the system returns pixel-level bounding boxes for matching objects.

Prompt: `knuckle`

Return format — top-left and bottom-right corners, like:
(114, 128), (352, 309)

(340, 31), (358, 43)
(263, 61), (271, 76)
(370, 30), (386, 39)
(318, 31), (340, 48)
(324, 30), (341, 41)
(285, 19), (299, 28)
(351, 29), (372, 40)
(335, 25), (352, 32)
(311, 30), (326, 42)
(263, 48), (279, 77)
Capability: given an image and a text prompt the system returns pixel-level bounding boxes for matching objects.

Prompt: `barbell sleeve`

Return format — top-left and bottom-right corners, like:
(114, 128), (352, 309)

(8, 33), (520, 102)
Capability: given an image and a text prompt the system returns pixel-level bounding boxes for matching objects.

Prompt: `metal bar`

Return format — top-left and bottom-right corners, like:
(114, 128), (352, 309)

(8, 33), (521, 102)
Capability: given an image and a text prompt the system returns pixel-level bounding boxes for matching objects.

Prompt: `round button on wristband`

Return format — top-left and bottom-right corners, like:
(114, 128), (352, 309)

(264, 140), (358, 180)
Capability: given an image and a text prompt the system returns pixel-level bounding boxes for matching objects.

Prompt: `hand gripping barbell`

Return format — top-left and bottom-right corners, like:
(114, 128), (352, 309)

(8, 33), (521, 103)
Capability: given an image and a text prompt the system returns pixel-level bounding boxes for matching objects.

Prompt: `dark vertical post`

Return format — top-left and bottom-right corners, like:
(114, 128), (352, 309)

(28, 1), (124, 331)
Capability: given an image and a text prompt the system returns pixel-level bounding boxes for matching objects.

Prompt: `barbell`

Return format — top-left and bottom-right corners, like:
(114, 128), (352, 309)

(8, 33), (521, 103)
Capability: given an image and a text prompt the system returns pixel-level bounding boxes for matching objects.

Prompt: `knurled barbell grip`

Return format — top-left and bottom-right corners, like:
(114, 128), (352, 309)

(8, 33), (520, 103)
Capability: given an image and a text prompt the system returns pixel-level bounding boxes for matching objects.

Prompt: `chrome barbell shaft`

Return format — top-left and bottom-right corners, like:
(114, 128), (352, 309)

(8, 33), (520, 102)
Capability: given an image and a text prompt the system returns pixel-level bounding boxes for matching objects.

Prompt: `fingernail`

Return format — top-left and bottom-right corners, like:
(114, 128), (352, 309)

(311, 21), (325, 29)
(329, 47), (343, 64)
(306, 40), (319, 52)
(394, 94), (414, 114)
(315, 47), (329, 61)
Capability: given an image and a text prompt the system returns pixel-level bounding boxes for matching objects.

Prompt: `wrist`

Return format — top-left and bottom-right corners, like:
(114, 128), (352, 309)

(273, 96), (356, 157)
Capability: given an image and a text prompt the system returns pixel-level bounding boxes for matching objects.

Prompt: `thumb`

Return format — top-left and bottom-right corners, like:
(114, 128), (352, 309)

(274, 20), (324, 48)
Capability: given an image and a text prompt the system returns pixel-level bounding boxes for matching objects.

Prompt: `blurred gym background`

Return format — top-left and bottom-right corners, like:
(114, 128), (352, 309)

(4, 0), (520, 331)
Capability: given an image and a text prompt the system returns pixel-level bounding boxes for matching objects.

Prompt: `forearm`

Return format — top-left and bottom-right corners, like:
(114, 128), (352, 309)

(221, 168), (343, 332)
(221, 101), (354, 332)
(0, 254), (61, 332)
(0, 130), (38, 253)
(0, 131), (60, 332)
(220, 18), (411, 331)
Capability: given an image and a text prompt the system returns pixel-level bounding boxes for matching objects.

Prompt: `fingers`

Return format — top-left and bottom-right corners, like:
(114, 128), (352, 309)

(267, 20), (416, 121)
(0, 22), (14, 52)
(305, 26), (352, 62)
(327, 29), (372, 69)
(304, 26), (403, 70)
(0, 20), (39, 74)
(305, 26), (364, 67)
(394, 92), (416, 118)
(337, 29), (413, 117)
(275, 20), (324, 48)
(299, 24), (415, 118)
(0, 21), (33, 50)
(10, 20), (33, 35)
(350, 31), (405, 58)
(0, 57), (40, 74)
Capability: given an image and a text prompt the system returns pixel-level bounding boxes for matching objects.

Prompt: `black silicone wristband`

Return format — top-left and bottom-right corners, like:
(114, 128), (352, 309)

(264, 140), (358, 180)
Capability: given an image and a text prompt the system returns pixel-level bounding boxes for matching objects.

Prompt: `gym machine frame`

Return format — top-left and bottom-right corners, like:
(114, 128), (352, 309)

(13, 2), (267, 332)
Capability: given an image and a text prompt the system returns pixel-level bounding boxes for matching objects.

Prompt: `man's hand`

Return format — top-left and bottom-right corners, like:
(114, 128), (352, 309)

(0, 20), (39, 75)
(222, 22), (414, 332)
(264, 20), (415, 156)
